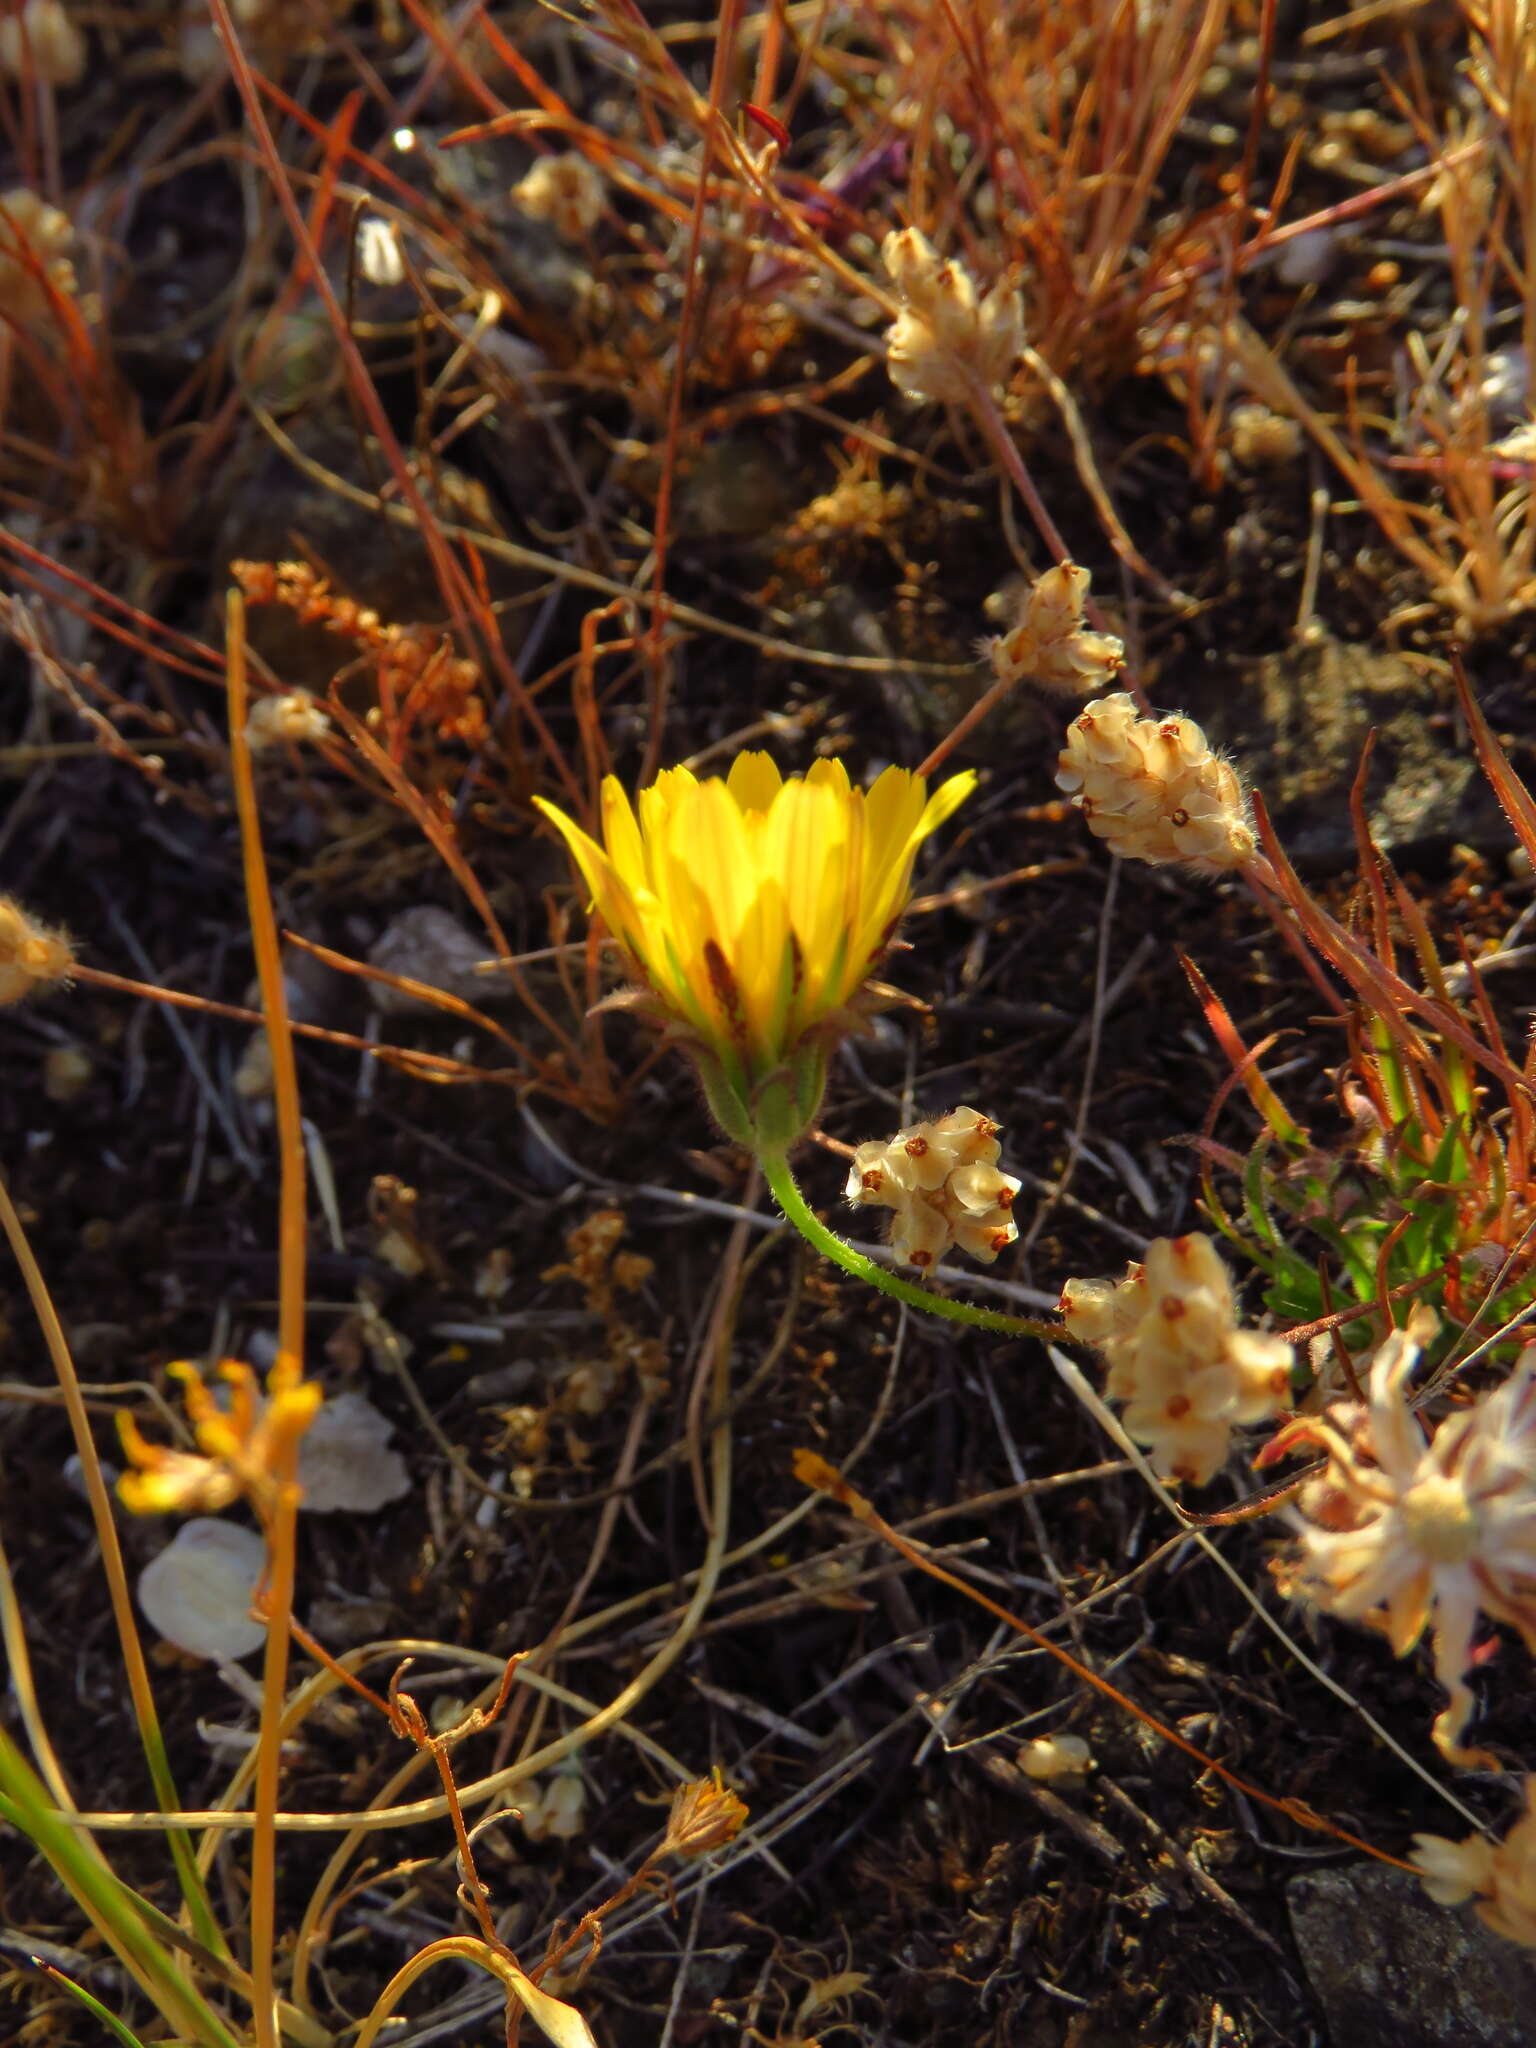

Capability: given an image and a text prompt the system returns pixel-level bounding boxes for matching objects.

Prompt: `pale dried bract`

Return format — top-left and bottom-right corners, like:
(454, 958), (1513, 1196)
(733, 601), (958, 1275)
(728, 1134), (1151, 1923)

(882, 227), (1022, 406)
(1274, 1312), (1536, 1765)
(0, 0), (86, 86)
(986, 562), (1125, 694)
(1056, 691), (1257, 874)
(1060, 1233), (1293, 1485)
(847, 1105), (1020, 1270)
(0, 189), (75, 318)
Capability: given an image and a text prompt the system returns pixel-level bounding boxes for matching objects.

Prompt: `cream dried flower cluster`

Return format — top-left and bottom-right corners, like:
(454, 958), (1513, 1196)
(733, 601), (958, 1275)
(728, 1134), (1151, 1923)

(847, 1106), (1020, 1270)
(882, 227), (1022, 406)
(1413, 1779), (1536, 1949)
(513, 153), (605, 242)
(0, 188), (75, 318)
(0, 894), (74, 1007)
(1056, 693), (1257, 875)
(987, 563), (1125, 695)
(1273, 1311), (1536, 1766)
(1060, 1233), (1293, 1485)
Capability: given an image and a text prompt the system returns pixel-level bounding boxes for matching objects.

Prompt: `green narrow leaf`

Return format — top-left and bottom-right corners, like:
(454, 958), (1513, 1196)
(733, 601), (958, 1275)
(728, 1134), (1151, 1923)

(27, 1958), (152, 2048)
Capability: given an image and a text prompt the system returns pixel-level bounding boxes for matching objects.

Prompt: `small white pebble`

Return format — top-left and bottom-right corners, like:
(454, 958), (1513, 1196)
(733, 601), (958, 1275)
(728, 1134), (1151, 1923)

(137, 1519), (267, 1661)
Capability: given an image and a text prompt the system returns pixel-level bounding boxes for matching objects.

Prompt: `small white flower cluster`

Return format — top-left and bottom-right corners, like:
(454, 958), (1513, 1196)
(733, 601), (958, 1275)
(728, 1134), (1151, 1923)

(986, 562), (1125, 695)
(244, 690), (331, 753)
(513, 153), (605, 242)
(0, 188), (75, 318)
(1060, 1233), (1293, 1486)
(1413, 1779), (1536, 1949)
(1056, 692), (1257, 875)
(847, 1106), (1021, 1271)
(1275, 1310), (1536, 1766)
(881, 226), (1022, 406)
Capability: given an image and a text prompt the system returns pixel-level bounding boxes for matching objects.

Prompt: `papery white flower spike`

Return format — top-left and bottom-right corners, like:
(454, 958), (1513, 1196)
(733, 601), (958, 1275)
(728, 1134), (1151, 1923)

(987, 563), (1125, 695)
(848, 1106), (1020, 1271)
(1060, 1233), (1292, 1485)
(1056, 693), (1257, 875)
(881, 227), (1022, 406)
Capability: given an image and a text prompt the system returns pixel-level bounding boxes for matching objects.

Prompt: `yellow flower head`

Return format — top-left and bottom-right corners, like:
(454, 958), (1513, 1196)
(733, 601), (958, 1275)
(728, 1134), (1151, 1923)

(536, 752), (974, 1149)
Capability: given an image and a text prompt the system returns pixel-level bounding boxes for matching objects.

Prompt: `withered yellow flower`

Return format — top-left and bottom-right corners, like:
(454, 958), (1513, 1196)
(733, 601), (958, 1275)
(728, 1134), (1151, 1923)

(662, 1770), (749, 1859)
(118, 1358), (322, 1520)
(536, 752), (974, 1150)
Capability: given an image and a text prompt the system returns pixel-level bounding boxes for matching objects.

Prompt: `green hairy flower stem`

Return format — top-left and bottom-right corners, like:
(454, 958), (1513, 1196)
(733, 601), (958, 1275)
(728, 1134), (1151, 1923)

(760, 1151), (1054, 1341)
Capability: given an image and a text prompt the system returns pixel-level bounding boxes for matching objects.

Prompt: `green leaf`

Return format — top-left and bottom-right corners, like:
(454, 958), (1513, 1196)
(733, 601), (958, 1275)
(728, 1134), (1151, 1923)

(25, 1958), (151, 2048)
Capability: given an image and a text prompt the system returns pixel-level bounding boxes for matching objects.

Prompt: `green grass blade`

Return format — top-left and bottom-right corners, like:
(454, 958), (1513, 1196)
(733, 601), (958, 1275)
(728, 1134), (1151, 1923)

(0, 1729), (244, 2048)
(26, 1957), (153, 2048)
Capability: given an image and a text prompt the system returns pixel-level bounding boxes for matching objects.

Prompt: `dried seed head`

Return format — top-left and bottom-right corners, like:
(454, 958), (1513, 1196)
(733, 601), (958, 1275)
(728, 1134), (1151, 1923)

(1277, 1313), (1536, 1765)
(1412, 1780), (1536, 1949)
(986, 562), (1126, 695)
(244, 690), (331, 752)
(662, 1771), (749, 1859)
(1056, 692), (1257, 875)
(848, 1106), (1020, 1271)
(0, 187), (75, 315)
(0, 0), (86, 86)
(0, 895), (74, 1007)
(881, 226), (1022, 406)
(1228, 402), (1303, 469)
(1060, 1233), (1292, 1485)
(513, 153), (605, 241)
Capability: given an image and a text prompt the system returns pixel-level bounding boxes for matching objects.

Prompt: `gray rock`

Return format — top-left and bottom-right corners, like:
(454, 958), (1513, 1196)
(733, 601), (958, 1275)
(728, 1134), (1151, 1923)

(367, 905), (496, 1014)
(1288, 1861), (1536, 2048)
(1205, 637), (1505, 869)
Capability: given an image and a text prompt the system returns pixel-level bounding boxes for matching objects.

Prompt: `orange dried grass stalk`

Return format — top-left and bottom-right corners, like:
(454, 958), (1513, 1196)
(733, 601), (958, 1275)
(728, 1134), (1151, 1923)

(232, 560), (487, 748)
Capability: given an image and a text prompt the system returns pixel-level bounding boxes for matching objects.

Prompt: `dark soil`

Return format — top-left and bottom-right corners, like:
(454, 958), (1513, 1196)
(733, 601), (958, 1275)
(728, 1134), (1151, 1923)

(4, 6), (1536, 2047)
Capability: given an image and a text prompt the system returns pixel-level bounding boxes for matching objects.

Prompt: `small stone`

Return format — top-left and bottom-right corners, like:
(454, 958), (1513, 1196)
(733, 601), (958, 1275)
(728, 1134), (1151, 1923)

(1289, 1862), (1536, 2048)
(297, 1392), (410, 1513)
(137, 1520), (267, 1661)
(367, 906), (492, 1015)
(43, 1044), (92, 1102)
